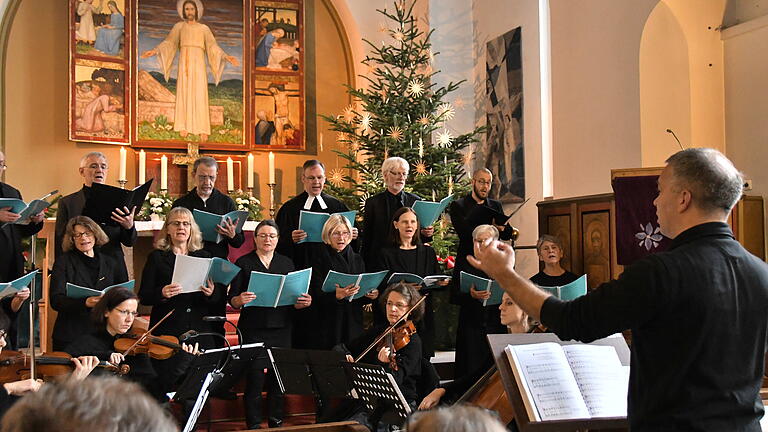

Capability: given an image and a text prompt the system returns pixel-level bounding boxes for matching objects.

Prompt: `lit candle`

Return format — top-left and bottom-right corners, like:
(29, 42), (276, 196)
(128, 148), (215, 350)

(319, 133), (324, 152)
(247, 153), (254, 188)
(138, 150), (146, 185)
(160, 155), (168, 190)
(227, 157), (234, 191)
(119, 146), (127, 182)
(418, 137), (423, 158)
(432, 190), (436, 201)
(268, 152), (275, 184)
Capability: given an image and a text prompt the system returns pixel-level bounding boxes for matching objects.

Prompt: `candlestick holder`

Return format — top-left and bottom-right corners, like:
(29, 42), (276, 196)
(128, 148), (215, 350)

(247, 186), (254, 197)
(228, 189), (234, 195)
(160, 188), (168, 195)
(267, 183), (276, 218)
(118, 180), (127, 189)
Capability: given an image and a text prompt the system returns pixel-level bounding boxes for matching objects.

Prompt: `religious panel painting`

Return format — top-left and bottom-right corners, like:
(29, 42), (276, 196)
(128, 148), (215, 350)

(252, 0), (305, 151)
(479, 26), (523, 203)
(70, 0), (131, 144)
(582, 211), (612, 291)
(133, 0), (247, 150)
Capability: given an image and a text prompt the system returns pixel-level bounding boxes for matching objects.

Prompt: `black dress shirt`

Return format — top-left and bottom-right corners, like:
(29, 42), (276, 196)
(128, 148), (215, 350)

(361, 190), (422, 268)
(530, 271), (579, 287)
(0, 182), (43, 283)
(541, 222), (768, 431)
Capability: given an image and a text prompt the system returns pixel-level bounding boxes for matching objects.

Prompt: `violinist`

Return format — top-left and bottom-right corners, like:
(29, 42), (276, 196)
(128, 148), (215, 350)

(377, 207), (449, 358)
(50, 216), (129, 351)
(229, 219), (312, 429)
(306, 214), (376, 350)
(138, 207), (220, 392)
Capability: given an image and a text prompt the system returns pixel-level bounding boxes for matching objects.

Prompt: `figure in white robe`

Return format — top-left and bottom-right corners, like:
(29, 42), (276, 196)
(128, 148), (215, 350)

(76, 0), (103, 44)
(140, 0), (239, 141)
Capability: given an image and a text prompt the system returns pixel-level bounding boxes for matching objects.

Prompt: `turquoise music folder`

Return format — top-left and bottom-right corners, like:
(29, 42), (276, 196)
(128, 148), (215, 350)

(0, 270), (39, 299)
(297, 210), (357, 243)
(207, 257), (241, 286)
(459, 271), (504, 306)
(0, 198), (49, 228)
(411, 195), (454, 228)
(65, 280), (136, 299)
(244, 268), (312, 308)
(193, 209), (249, 244)
(321, 270), (389, 301)
(538, 274), (587, 301)
(387, 273), (452, 289)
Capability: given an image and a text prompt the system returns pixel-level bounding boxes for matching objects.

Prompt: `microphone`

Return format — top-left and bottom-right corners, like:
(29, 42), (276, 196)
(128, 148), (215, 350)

(202, 316), (227, 322)
(179, 330), (199, 342)
(665, 129), (684, 150)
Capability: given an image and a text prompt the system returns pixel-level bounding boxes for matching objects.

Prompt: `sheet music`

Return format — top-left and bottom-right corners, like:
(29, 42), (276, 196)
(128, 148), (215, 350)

(562, 344), (628, 418)
(172, 254), (212, 293)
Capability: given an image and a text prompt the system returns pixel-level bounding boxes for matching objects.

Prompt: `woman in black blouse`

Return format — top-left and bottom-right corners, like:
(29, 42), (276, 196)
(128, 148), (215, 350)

(50, 216), (128, 351)
(529, 234), (579, 287)
(307, 214), (377, 350)
(229, 220), (311, 429)
(138, 207), (219, 391)
(378, 207), (449, 358)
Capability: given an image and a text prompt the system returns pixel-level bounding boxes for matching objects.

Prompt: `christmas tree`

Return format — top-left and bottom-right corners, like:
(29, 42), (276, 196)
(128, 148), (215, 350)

(322, 0), (483, 260)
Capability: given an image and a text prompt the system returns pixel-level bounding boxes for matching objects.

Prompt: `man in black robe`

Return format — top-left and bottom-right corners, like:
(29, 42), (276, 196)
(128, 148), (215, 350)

(55, 152), (137, 273)
(448, 167), (514, 377)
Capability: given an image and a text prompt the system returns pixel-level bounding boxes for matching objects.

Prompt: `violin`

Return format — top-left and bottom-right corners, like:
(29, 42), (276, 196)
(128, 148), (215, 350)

(377, 321), (417, 371)
(0, 351), (129, 383)
(114, 327), (184, 360)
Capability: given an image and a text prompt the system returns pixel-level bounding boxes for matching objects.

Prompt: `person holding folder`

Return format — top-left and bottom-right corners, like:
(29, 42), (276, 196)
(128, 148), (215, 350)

(50, 216), (129, 351)
(55, 152), (137, 272)
(305, 214), (374, 350)
(378, 207), (448, 358)
(138, 207), (220, 391)
(229, 220), (311, 429)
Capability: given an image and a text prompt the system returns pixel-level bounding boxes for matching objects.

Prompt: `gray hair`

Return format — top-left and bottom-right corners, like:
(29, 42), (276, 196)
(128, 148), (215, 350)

(665, 148), (744, 214)
(79, 151), (107, 168)
(1, 376), (178, 432)
(536, 234), (564, 253)
(405, 404), (507, 432)
(381, 157), (409, 177)
(193, 156), (218, 173)
(472, 224), (499, 241)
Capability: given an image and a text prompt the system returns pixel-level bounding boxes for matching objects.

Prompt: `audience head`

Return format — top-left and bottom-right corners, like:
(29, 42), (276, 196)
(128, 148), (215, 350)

(92, 287), (138, 335)
(471, 168), (493, 201)
(499, 292), (529, 332)
(1, 376), (178, 432)
(321, 214), (353, 252)
(382, 157), (409, 194)
(62, 216), (109, 254)
(406, 404), (507, 432)
(656, 148), (743, 238)
(79, 152), (108, 186)
(156, 207), (203, 252)
(193, 156), (218, 199)
(254, 219), (280, 254)
(536, 234), (564, 266)
(302, 160), (326, 196)
(379, 282), (424, 324)
(390, 207), (421, 247)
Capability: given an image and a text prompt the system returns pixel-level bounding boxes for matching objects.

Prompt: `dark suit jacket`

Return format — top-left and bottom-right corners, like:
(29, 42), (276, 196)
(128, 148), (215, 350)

(55, 187), (137, 268)
(50, 249), (128, 349)
(361, 190), (422, 269)
(0, 182), (44, 282)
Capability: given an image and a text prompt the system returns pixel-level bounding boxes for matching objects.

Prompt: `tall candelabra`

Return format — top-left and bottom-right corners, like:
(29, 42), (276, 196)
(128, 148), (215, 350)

(267, 183), (276, 218)
(118, 180), (127, 189)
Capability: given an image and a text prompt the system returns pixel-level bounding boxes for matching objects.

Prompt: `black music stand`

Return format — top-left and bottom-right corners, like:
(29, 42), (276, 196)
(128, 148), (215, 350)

(181, 372), (216, 432)
(487, 333), (630, 432)
(342, 362), (412, 429)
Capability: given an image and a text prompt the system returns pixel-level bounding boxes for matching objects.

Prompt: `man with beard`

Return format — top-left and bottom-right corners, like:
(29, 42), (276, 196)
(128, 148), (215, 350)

(447, 168), (514, 377)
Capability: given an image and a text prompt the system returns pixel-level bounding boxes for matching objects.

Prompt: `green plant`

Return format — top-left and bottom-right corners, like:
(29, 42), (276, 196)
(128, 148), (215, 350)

(229, 190), (265, 221)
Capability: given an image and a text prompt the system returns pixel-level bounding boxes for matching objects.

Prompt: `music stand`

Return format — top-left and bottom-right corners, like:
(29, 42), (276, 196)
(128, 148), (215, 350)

(487, 333), (630, 432)
(342, 362), (412, 428)
(208, 342), (265, 395)
(269, 348), (351, 397)
(181, 372), (216, 432)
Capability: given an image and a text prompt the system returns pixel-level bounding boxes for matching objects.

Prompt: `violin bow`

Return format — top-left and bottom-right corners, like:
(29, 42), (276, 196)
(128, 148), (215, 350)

(120, 309), (175, 357)
(354, 294), (427, 363)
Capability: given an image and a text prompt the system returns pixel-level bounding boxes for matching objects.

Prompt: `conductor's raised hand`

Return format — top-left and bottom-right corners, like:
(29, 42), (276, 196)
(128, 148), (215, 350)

(291, 229), (307, 243)
(162, 283), (183, 298)
(111, 206), (135, 229)
(468, 238), (516, 281)
(0, 207), (20, 224)
(294, 293), (312, 309)
(201, 279), (214, 297)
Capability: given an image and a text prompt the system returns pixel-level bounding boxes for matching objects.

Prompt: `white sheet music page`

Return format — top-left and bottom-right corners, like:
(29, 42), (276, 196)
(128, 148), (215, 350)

(562, 344), (628, 418)
(505, 342), (590, 421)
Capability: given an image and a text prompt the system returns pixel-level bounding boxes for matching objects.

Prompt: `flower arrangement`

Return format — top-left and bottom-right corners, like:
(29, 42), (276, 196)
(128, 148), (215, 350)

(229, 189), (264, 221)
(138, 191), (174, 221)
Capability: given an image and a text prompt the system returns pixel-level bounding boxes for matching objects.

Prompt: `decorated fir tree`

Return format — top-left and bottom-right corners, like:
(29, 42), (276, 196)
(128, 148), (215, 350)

(321, 0), (483, 261)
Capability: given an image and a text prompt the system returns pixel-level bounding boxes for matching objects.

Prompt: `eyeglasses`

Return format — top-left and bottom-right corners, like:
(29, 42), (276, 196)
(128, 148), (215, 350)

(388, 170), (408, 178)
(474, 180), (492, 186)
(386, 301), (409, 309)
(72, 231), (94, 239)
(114, 308), (139, 318)
(304, 175), (325, 182)
(256, 233), (278, 239)
(331, 231), (351, 238)
(168, 221), (191, 227)
(85, 163), (108, 170)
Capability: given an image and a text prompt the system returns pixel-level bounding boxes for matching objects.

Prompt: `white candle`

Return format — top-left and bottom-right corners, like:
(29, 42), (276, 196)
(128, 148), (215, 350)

(160, 155), (168, 190)
(138, 150), (146, 185)
(247, 153), (254, 188)
(432, 190), (436, 201)
(448, 176), (453, 196)
(268, 152), (275, 184)
(119, 146), (127, 182)
(227, 157), (234, 191)
(418, 137), (423, 158)
(320, 133), (324, 152)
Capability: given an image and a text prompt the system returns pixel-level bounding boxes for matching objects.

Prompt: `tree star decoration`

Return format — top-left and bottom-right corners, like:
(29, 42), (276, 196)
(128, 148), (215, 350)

(436, 129), (454, 147)
(342, 105), (357, 123)
(414, 160), (428, 176)
(406, 79), (425, 97)
(418, 114), (431, 126)
(388, 125), (404, 142)
(378, 22), (388, 33)
(328, 169), (345, 187)
(357, 112), (373, 135)
(349, 138), (361, 153)
(359, 192), (371, 210)
(635, 222), (663, 251)
(392, 29), (405, 41)
(436, 103), (455, 122)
